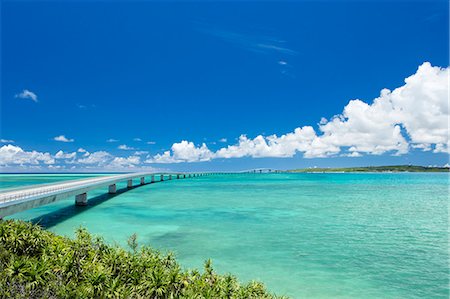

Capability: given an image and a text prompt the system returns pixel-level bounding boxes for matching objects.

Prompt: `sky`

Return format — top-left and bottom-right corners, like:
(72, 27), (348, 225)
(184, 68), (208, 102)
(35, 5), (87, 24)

(1, 0), (449, 172)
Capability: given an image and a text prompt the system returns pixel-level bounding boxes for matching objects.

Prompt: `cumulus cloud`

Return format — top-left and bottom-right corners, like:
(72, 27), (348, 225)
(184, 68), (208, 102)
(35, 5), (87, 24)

(77, 151), (112, 165)
(0, 145), (158, 172)
(146, 62), (448, 163)
(54, 150), (77, 159)
(15, 89), (38, 102)
(108, 156), (141, 168)
(315, 62), (448, 156)
(3, 62), (447, 168)
(54, 135), (74, 143)
(146, 141), (213, 163)
(118, 144), (135, 150)
(215, 126), (322, 158)
(0, 145), (54, 166)
(63, 150), (147, 170)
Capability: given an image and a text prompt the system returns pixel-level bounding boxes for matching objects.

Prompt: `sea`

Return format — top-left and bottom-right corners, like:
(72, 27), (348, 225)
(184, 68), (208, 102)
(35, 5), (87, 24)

(1, 173), (448, 298)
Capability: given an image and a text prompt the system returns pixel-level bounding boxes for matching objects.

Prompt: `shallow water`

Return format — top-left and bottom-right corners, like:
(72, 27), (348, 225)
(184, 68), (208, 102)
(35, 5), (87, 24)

(2, 173), (449, 298)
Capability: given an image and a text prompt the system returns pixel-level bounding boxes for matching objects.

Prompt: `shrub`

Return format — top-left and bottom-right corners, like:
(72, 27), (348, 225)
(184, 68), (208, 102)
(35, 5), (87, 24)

(0, 220), (286, 298)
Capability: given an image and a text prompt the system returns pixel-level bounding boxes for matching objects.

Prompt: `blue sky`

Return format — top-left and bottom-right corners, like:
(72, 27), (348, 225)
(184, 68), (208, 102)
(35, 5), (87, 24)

(1, 0), (449, 172)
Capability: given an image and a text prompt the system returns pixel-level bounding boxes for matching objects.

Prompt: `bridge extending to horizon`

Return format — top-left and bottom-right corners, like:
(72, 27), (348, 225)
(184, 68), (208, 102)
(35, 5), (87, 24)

(0, 172), (215, 219)
(0, 170), (277, 219)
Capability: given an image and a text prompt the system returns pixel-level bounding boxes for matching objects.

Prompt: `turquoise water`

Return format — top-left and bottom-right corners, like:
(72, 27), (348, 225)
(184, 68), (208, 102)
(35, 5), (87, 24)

(2, 173), (449, 298)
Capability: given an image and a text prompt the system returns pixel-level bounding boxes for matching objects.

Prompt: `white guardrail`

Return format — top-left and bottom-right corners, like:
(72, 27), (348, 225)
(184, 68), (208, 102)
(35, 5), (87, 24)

(0, 172), (173, 205)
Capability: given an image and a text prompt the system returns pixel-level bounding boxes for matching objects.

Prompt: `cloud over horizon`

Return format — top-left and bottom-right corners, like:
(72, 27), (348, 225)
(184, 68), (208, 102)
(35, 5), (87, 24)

(147, 62), (449, 163)
(1, 62), (448, 170)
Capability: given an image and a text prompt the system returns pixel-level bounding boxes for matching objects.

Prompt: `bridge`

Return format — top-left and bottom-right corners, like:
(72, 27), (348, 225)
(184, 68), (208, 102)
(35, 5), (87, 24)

(0, 172), (216, 219)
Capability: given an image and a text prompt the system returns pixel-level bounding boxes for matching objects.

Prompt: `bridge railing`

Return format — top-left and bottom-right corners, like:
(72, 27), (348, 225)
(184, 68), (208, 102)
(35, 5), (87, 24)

(0, 172), (202, 204)
(0, 175), (120, 204)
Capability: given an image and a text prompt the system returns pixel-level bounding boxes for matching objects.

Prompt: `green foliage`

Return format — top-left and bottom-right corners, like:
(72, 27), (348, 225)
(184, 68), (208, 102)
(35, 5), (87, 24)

(289, 165), (450, 173)
(0, 220), (286, 298)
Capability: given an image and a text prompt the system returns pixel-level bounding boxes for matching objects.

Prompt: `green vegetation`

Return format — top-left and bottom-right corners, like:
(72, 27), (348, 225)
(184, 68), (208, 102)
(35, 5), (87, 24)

(288, 165), (449, 173)
(0, 220), (285, 298)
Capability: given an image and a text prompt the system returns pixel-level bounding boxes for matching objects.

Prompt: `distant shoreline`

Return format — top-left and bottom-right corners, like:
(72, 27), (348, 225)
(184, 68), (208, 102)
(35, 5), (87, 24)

(288, 165), (449, 173)
(0, 165), (449, 175)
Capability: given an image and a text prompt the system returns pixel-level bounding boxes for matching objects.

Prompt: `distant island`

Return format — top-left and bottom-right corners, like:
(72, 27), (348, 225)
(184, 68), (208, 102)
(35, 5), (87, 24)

(288, 165), (450, 173)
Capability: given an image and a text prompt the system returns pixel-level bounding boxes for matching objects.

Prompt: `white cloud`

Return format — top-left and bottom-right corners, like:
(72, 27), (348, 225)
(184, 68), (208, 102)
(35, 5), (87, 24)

(54, 150), (77, 159)
(0, 139), (14, 143)
(15, 89), (38, 102)
(215, 127), (319, 159)
(343, 151), (362, 157)
(134, 151), (149, 155)
(118, 144), (135, 150)
(108, 156), (141, 168)
(133, 138), (142, 142)
(219, 138), (227, 143)
(148, 62), (448, 163)
(0, 145), (54, 166)
(146, 141), (213, 163)
(106, 138), (119, 143)
(315, 62), (448, 156)
(3, 62), (446, 168)
(77, 151), (112, 165)
(278, 60), (288, 65)
(0, 145), (161, 172)
(48, 165), (63, 170)
(54, 135), (74, 143)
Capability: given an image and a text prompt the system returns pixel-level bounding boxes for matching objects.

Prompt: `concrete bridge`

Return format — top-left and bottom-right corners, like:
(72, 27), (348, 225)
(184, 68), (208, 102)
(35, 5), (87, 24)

(241, 168), (278, 173)
(0, 172), (214, 219)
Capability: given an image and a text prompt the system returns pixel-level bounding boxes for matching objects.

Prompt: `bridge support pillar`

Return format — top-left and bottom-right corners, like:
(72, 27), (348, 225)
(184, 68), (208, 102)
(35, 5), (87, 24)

(127, 180), (133, 189)
(151, 175), (155, 183)
(169, 175), (172, 180)
(189, 174), (191, 178)
(140, 177), (145, 185)
(183, 174), (186, 178)
(75, 193), (87, 206)
(108, 184), (117, 194)
(177, 174), (180, 179)
(160, 174), (164, 181)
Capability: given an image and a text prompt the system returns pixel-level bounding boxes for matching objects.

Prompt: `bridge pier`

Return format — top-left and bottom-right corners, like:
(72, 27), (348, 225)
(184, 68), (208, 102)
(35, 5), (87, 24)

(75, 193), (87, 206)
(2, 172), (232, 219)
(108, 184), (117, 194)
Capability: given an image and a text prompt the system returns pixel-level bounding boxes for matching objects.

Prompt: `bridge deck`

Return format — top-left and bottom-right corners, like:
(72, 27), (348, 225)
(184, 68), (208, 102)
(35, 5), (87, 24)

(0, 172), (202, 218)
